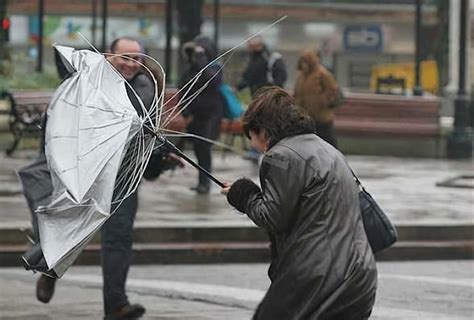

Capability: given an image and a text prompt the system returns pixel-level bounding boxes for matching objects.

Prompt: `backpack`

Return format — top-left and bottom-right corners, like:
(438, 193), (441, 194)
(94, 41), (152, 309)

(219, 84), (244, 119)
(266, 52), (282, 84)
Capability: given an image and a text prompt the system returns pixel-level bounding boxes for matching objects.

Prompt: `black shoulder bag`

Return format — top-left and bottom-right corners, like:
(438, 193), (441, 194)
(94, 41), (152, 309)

(351, 169), (398, 253)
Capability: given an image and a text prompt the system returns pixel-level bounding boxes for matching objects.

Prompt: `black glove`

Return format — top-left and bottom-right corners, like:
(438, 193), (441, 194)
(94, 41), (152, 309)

(143, 146), (183, 181)
(227, 178), (260, 213)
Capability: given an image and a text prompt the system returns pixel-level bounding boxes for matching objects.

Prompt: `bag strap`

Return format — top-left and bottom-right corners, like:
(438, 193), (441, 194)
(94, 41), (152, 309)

(348, 167), (361, 185)
(348, 166), (368, 193)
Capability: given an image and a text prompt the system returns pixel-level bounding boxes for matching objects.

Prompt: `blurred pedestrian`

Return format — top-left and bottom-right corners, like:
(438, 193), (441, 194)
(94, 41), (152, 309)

(179, 35), (224, 194)
(221, 87), (377, 320)
(237, 36), (287, 162)
(237, 36), (287, 96)
(293, 48), (340, 148)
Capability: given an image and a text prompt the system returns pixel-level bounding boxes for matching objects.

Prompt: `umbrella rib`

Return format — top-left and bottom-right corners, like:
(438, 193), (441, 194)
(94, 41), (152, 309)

(161, 55), (232, 128)
(161, 16), (286, 110)
(78, 126), (131, 158)
(58, 99), (79, 108)
(112, 133), (153, 203)
(83, 104), (132, 117)
(160, 129), (246, 156)
(79, 120), (129, 130)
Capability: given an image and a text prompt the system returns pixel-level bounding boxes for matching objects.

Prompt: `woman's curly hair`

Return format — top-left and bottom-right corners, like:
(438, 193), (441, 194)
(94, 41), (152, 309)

(242, 86), (315, 147)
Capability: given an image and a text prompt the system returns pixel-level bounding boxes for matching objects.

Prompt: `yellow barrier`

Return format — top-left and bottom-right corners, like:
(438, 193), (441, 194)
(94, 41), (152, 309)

(370, 60), (439, 94)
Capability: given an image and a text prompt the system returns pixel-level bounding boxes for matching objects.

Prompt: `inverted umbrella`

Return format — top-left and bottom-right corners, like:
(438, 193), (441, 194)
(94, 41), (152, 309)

(21, 17), (286, 278)
(22, 45), (159, 277)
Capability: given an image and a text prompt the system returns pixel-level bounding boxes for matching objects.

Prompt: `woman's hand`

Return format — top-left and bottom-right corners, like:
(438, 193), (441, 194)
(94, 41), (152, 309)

(221, 182), (232, 195)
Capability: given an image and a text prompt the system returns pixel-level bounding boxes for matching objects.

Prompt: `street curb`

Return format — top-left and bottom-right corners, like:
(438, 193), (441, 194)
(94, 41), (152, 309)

(1, 224), (473, 267)
(1, 240), (473, 268)
(1, 223), (473, 245)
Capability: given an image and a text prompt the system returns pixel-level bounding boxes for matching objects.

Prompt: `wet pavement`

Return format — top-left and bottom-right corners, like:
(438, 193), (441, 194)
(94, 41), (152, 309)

(1, 261), (473, 319)
(0, 150), (473, 319)
(0, 150), (472, 229)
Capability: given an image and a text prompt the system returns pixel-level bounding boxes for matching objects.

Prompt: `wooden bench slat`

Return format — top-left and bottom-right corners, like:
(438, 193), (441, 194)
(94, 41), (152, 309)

(333, 92), (440, 140)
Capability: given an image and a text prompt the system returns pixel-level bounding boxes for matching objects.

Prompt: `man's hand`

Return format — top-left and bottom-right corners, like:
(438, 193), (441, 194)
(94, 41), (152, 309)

(184, 116), (193, 126)
(163, 153), (185, 169)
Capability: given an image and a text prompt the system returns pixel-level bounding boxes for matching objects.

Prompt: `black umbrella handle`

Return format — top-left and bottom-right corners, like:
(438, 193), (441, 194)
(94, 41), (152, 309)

(154, 134), (225, 188)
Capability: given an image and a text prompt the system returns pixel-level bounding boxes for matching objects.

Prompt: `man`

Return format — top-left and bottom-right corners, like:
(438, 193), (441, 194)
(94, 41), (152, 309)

(35, 37), (181, 320)
(237, 36), (287, 97)
(99, 37), (152, 320)
(237, 36), (287, 161)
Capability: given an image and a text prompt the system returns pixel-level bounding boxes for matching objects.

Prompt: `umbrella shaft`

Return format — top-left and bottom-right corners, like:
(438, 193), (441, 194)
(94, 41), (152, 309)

(146, 128), (225, 188)
(166, 142), (225, 188)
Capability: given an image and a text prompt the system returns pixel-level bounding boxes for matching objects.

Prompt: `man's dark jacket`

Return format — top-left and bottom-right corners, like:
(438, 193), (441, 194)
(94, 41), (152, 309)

(237, 48), (287, 96)
(179, 36), (223, 140)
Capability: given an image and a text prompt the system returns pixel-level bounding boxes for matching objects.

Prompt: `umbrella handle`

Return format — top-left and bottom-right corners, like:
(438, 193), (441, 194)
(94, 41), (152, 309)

(157, 137), (226, 188)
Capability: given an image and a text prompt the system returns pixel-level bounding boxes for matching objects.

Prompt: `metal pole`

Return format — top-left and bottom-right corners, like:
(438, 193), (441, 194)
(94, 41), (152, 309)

(101, 0), (108, 52)
(0, 0), (7, 62)
(165, 0), (172, 83)
(213, 0), (219, 51)
(447, 0), (472, 158)
(413, 0), (423, 96)
(446, 0), (460, 93)
(91, 0), (98, 46)
(457, 0), (467, 97)
(36, 0), (44, 73)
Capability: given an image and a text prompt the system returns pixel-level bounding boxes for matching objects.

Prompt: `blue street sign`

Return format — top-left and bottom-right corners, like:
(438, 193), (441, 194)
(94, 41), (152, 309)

(343, 25), (383, 52)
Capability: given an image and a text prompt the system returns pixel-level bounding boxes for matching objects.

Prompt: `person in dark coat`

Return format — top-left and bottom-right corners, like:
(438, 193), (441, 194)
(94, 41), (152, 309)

(221, 87), (377, 320)
(179, 35), (224, 194)
(237, 36), (288, 162)
(237, 36), (287, 97)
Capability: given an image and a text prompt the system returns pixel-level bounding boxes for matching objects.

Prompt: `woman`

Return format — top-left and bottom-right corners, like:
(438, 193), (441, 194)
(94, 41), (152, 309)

(179, 35), (224, 194)
(293, 48), (339, 148)
(222, 87), (377, 320)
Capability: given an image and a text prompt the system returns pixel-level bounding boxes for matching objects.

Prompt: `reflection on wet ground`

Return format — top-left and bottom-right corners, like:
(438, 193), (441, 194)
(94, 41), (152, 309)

(0, 152), (472, 225)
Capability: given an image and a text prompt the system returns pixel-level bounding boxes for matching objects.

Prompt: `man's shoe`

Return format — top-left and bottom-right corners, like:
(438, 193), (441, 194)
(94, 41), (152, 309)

(196, 184), (210, 194)
(104, 303), (146, 320)
(36, 274), (57, 303)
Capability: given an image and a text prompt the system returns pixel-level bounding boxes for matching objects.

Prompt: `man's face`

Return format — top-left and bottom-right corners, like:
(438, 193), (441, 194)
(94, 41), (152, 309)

(248, 39), (264, 54)
(109, 39), (143, 81)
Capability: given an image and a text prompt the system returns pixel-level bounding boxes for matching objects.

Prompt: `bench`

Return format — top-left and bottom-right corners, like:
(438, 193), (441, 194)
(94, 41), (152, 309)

(166, 91), (441, 157)
(2, 90), (54, 156)
(163, 88), (248, 155)
(220, 119), (248, 157)
(334, 92), (441, 156)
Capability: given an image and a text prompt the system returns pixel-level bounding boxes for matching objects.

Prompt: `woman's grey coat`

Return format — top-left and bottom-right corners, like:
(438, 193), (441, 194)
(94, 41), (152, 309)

(235, 134), (377, 319)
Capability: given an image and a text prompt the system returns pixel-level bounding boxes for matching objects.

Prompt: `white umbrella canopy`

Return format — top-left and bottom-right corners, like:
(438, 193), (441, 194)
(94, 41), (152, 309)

(34, 45), (153, 277)
(23, 22), (281, 276)
(20, 18), (287, 278)
(21, 42), (223, 278)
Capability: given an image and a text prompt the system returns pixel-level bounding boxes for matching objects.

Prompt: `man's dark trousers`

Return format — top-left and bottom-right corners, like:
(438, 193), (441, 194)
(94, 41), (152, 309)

(101, 191), (138, 314)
